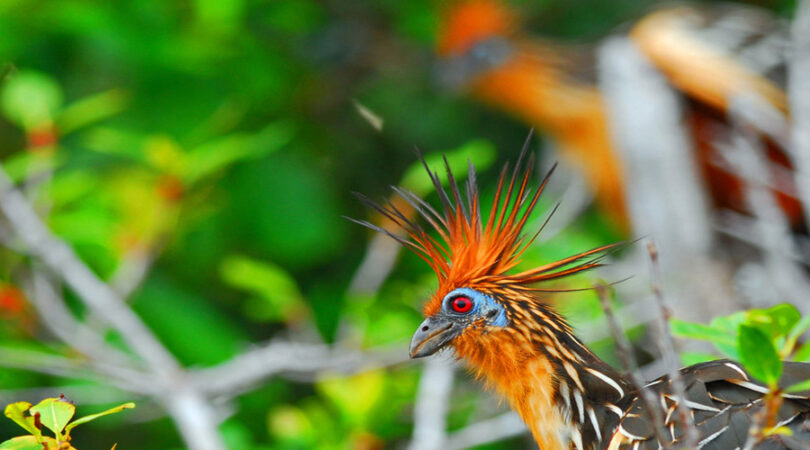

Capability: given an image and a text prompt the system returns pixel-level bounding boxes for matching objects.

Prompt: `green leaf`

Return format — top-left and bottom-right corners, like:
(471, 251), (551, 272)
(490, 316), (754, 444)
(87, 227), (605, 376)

(0, 436), (53, 450)
(399, 139), (496, 196)
(670, 319), (734, 343)
(786, 378), (810, 394)
(80, 127), (149, 162)
(793, 342), (810, 362)
(317, 370), (385, 426)
(29, 398), (75, 436)
(670, 319), (738, 359)
(57, 89), (129, 134)
(64, 402), (135, 434)
(219, 254), (307, 322)
(738, 324), (783, 387)
(183, 121), (294, 186)
(3, 403), (40, 438)
(679, 351), (719, 366)
(709, 313), (748, 359)
(2, 151), (66, 184)
(0, 71), (63, 129)
(785, 315), (810, 356)
(745, 304), (801, 341)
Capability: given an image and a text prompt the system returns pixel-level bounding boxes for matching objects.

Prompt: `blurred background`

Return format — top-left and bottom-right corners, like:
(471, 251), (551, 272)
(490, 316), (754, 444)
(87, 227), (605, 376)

(0, 0), (807, 448)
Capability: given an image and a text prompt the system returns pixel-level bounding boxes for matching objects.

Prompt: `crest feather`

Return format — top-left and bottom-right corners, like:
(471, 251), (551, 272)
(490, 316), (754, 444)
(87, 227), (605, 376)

(352, 133), (619, 312)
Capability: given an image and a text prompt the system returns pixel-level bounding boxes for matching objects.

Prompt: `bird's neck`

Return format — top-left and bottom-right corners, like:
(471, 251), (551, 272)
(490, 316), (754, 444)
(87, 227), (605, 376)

(454, 308), (631, 449)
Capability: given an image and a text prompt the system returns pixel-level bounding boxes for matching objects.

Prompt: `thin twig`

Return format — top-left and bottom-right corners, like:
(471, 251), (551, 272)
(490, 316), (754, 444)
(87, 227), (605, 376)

(109, 237), (166, 298)
(646, 241), (699, 448)
(595, 283), (670, 448)
(347, 233), (402, 297)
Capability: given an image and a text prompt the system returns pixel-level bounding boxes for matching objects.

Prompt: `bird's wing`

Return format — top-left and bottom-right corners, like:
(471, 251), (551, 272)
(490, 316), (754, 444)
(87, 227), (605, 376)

(607, 360), (810, 449)
(630, 4), (789, 114)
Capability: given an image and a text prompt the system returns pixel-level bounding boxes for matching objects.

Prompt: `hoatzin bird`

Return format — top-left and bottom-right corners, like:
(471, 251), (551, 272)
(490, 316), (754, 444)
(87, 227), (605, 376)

(353, 144), (810, 449)
(436, 0), (801, 231)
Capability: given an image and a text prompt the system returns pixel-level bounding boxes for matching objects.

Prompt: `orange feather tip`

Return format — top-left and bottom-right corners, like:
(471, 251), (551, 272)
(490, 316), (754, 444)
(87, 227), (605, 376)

(437, 0), (518, 56)
(352, 132), (619, 316)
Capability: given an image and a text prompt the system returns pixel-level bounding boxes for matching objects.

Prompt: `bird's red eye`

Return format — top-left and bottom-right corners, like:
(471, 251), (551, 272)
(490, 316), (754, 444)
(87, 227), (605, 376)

(451, 296), (473, 313)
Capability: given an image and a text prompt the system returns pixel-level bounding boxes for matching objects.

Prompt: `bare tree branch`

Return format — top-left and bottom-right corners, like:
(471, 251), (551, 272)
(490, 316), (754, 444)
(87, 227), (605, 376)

(0, 166), (181, 376)
(23, 268), (140, 369)
(0, 164), (229, 449)
(445, 412), (526, 450)
(595, 283), (670, 448)
(408, 355), (455, 450)
(191, 341), (408, 397)
(0, 348), (158, 395)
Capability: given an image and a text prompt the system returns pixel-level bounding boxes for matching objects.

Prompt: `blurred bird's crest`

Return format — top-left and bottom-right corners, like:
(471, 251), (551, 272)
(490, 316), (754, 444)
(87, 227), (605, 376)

(437, 0), (517, 56)
(352, 133), (617, 316)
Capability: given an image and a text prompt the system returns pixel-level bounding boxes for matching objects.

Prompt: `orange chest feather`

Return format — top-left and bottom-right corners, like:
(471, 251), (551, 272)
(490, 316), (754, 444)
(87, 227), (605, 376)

(454, 333), (571, 449)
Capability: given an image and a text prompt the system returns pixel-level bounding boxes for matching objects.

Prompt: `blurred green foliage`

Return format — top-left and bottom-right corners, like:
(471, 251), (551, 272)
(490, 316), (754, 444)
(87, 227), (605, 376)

(0, 0), (799, 448)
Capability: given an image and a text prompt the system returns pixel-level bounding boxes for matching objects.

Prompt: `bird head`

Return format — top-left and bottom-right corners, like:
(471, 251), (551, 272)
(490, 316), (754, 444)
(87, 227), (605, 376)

(353, 134), (616, 367)
(435, 0), (519, 89)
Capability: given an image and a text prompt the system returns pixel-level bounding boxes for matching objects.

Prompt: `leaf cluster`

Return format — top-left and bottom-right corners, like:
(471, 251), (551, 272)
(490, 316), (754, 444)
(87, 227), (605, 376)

(1, 397), (134, 450)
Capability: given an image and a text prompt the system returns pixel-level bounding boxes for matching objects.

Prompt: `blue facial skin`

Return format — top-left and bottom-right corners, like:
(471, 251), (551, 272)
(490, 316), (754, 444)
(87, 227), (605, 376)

(442, 287), (509, 328)
(409, 286), (510, 358)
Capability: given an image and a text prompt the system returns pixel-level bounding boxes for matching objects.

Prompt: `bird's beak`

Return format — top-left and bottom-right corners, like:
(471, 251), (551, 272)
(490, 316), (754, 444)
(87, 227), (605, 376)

(409, 315), (460, 358)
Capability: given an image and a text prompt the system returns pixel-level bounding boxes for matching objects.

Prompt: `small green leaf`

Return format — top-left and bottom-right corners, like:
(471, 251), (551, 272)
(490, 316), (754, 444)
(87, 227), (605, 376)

(793, 342), (810, 362)
(679, 351), (718, 366)
(0, 435), (53, 450)
(709, 313), (748, 359)
(57, 88), (129, 135)
(64, 402), (135, 434)
(183, 121), (294, 186)
(745, 304), (801, 341)
(786, 378), (810, 394)
(670, 319), (733, 342)
(317, 370), (385, 426)
(738, 324), (782, 387)
(785, 315), (810, 356)
(3, 403), (40, 438)
(29, 398), (75, 436)
(670, 319), (738, 359)
(220, 255), (307, 322)
(0, 71), (63, 129)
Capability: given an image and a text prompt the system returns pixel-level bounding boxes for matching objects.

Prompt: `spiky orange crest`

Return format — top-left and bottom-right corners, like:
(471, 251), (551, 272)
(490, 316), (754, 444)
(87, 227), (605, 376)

(437, 0), (517, 56)
(352, 133), (617, 316)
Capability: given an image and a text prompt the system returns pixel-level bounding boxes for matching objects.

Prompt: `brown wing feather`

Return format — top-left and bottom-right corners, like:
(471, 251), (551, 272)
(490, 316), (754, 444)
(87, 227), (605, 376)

(610, 360), (810, 449)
